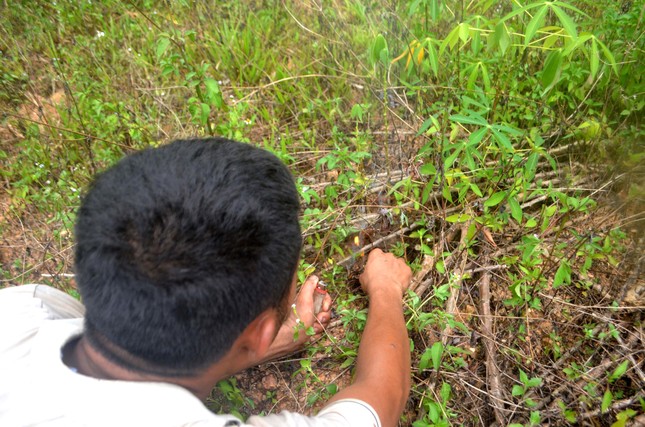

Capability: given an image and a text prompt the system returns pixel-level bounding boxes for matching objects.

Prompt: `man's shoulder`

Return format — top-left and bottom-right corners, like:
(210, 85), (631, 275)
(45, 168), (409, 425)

(245, 399), (381, 427)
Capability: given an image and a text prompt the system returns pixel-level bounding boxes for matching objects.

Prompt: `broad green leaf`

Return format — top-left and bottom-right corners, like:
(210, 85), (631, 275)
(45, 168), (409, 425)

(495, 124), (523, 136)
(430, 341), (443, 371)
(609, 360), (629, 382)
(418, 115), (439, 135)
(420, 163), (437, 175)
(480, 63), (491, 92)
(472, 29), (481, 54)
(440, 382), (451, 402)
(495, 22), (510, 54)
(467, 64), (479, 90)
(204, 78), (223, 109)
(458, 22), (470, 44)
(442, 185), (453, 203)
(156, 37), (171, 59)
(445, 213), (472, 223)
(543, 27), (562, 49)
(597, 38), (619, 76)
(500, 1), (545, 22)
(430, 0), (441, 21)
(590, 39), (600, 79)
(525, 152), (539, 181)
(444, 144), (463, 169)
(435, 259), (445, 274)
(491, 128), (514, 152)
(512, 384), (525, 397)
(526, 377), (542, 387)
(542, 49), (563, 89)
(525, 5), (548, 46)
(371, 34), (388, 66)
(421, 182), (435, 204)
(553, 260), (572, 288)
(553, 1), (589, 19)
(427, 41), (439, 76)
(551, 4), (577, 40)
(200, 103), (210, 126)
(450, 113), (487, 126)
(408, 0), (421, 16)
(440, 25), (461, 54)
(530, 411), (541, 425)
(470, 182), (483, 197)
(469, 127), (488, 146)
(602, 389), (613, 412)
(509, 196), (523, 223)
(525, 216), (538, 228)
(428, 401), (440, 423)
(519, 369), (529, 384)
(563, 32), (594, 57)
(485, 191), (507, 207)
(419, 347), (432, 371)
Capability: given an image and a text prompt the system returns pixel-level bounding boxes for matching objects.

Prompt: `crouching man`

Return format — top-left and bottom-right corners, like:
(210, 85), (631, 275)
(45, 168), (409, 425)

(0, 138), (411, 426)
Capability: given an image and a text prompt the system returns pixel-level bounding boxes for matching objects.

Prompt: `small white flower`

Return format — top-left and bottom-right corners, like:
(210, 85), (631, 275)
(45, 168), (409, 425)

(218, 80), (222, 85)
(96, 31), (105, 38)
(161, 92), (165, 96)
(127, 48), (132, 52)
(71, 188), (77, 193)
(229, 94), (234, 99)
(46, 180), (51, 185)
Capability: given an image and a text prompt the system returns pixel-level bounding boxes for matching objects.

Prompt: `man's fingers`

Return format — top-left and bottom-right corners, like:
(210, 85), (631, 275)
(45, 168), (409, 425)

(322, 293), (332, 312)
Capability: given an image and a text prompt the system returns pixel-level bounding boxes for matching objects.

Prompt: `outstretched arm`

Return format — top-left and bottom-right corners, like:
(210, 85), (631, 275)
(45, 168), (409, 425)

(326, 249), (412, 427)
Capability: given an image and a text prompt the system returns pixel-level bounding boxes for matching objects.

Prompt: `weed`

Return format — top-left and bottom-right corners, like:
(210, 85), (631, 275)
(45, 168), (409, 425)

(1, 0), (642, 425)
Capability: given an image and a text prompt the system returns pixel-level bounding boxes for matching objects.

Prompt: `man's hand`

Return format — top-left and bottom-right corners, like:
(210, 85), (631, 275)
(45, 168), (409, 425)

(326, 248), (412, 427)
(259, 275), (332, 364)
(359, 248), (412, 298)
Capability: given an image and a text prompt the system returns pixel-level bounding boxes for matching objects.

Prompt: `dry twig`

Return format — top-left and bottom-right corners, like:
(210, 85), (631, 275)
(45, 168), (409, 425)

(478, 271), (507, 426)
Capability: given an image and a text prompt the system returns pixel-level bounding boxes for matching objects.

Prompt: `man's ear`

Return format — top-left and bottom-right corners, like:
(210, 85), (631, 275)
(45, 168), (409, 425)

(236, 309), (281, 362)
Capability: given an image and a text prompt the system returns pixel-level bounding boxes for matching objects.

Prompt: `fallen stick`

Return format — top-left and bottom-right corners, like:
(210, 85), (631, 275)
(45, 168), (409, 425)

(479, 271), (507, 426)
(412, 224), (459, 297)
(440, 222), (470, 347)
(337, 223), (421, 268)
(574, 393), (645, 421)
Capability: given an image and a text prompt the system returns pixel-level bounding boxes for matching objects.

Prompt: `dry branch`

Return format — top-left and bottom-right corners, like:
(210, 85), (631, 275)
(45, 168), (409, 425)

(575, 393), (645, 421)
(337, 223), (421, 268)
(440, 222), (470, 347)
(478, 271), (507, 426)
(410, 223), (459, 295)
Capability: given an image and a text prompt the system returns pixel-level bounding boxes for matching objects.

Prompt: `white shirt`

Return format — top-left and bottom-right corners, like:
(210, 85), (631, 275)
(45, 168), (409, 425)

(0, 285), (380, 427)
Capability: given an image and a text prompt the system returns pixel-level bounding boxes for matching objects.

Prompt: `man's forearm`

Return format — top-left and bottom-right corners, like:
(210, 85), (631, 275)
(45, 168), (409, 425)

(328, 288), (410, 426)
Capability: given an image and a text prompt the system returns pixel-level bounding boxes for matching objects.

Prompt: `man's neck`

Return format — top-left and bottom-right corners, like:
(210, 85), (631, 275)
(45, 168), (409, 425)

(62, 335), (217, 399)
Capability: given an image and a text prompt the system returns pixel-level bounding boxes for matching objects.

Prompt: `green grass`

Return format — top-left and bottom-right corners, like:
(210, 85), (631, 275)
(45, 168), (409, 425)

(1, 1), (643, 425)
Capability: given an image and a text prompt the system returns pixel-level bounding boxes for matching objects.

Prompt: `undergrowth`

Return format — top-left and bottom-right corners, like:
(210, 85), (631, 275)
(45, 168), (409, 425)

(1, 0), (643, 425)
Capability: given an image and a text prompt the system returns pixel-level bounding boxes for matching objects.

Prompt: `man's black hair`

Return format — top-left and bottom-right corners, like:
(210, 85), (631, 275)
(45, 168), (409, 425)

(74, 138), (302, 375)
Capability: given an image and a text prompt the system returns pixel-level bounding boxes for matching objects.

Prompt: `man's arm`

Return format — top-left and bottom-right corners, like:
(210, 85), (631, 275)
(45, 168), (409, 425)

(325, 249), (411, 427)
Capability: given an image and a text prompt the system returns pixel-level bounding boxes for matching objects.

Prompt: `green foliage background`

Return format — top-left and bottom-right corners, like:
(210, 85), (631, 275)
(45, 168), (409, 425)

(1, 0), (643, 425)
